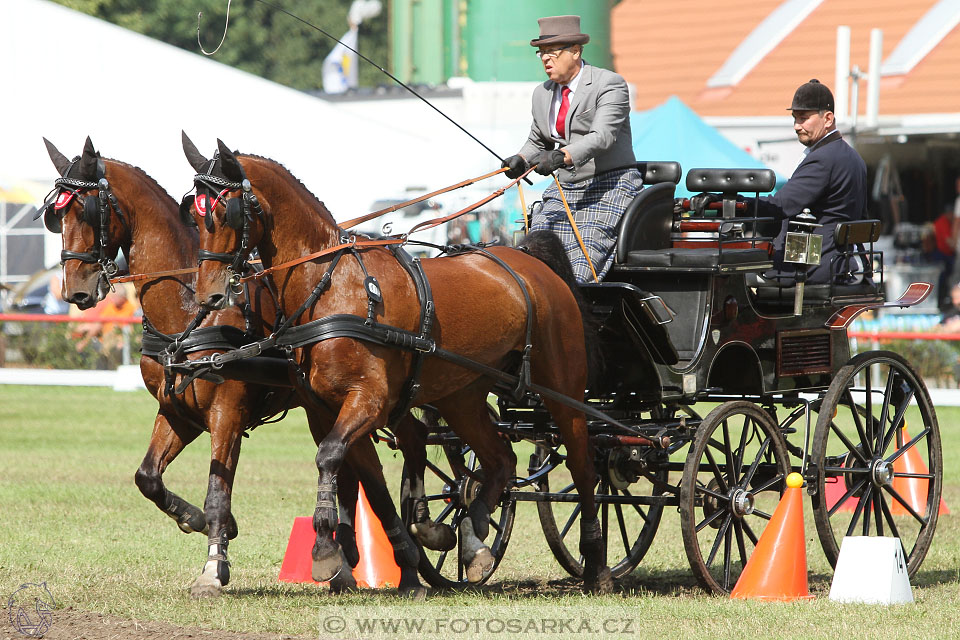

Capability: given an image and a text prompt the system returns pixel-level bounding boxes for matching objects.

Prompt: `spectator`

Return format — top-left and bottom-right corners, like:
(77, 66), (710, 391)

(73, 285), (138, 359)
(930, 203), (956, 308)
(939, 283), (960, 332)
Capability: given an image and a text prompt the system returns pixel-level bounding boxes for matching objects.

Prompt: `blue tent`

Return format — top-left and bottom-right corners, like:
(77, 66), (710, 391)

(498, 96), (784, 230)
(631, 96), (785, 198)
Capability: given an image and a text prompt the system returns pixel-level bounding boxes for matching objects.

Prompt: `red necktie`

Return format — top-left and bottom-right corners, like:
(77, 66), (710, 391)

(556, 86), (571, 138)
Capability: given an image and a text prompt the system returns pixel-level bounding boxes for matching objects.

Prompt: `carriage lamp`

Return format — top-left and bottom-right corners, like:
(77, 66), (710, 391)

(784, 210), (822, 315)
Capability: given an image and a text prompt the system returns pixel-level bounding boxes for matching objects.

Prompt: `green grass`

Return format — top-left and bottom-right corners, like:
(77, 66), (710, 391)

(1, 386), (959, 639)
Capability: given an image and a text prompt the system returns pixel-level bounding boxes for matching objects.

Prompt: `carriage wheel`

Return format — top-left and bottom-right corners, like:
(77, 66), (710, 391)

(400, 439), (515, 589)
(679, 400), (790, 594)
(811, 351), (941, 577)
(534, 442), (667, 580)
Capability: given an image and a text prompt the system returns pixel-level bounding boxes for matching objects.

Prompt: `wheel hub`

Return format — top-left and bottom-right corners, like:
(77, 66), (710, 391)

(871, 458), (894, 487)
(729, 488), (755, 518)
(608, 448), (639, 490)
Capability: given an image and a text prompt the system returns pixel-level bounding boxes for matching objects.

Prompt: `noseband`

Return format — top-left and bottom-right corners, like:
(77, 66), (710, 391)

(192, 169), (264, 293)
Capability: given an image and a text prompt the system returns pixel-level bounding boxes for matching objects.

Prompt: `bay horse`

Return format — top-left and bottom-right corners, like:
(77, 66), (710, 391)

(42, 137), (431, 597)
(183, 137), (612, 592)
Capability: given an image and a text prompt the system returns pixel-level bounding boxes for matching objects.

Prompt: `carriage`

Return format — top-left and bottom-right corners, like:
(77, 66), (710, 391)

(44, 137), (941, 597)
(387, 164), (941, 594)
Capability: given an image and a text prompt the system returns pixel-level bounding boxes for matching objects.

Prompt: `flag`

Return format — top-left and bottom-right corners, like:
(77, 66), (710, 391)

(322, 27), (359, 94)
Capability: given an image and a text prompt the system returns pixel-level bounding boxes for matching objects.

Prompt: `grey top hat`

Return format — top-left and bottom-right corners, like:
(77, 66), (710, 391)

(530, 15), (590, 47)
(788, 79), (835, 112)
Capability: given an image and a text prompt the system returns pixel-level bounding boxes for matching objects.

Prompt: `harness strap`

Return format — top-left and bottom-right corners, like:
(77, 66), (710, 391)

(385, 246), (434, 426)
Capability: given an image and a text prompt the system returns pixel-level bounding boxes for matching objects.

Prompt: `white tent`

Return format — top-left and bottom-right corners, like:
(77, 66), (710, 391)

(1, 0), (532, 225)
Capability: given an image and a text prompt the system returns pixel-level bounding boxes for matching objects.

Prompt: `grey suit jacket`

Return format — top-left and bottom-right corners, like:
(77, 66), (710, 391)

(518, 62), (636, 183)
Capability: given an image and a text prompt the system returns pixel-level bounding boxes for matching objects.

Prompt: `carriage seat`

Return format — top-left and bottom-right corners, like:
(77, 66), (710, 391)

(615, 161), (682, 264)
(625, 247), (770, 268)
(752, 219), (884, 304)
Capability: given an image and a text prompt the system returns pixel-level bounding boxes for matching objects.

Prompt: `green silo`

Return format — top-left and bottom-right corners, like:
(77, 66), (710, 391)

(391, 0), (615, 84)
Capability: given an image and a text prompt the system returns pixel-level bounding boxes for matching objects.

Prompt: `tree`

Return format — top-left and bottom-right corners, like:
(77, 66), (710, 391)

(51, 0), (390, 92)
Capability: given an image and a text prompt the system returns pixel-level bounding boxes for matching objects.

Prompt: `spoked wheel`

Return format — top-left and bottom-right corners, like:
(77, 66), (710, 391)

(680, 401), (791, 594)
(400, 439), (515, 589)
(811, 351), (941, 577)
(534, 442), (667, 579)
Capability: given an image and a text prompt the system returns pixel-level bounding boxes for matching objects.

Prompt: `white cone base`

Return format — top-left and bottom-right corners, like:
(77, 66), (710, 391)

(829, 537), (914, 604)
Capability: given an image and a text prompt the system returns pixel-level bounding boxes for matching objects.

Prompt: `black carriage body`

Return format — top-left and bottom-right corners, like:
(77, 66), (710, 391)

(588, 266), (856, 403)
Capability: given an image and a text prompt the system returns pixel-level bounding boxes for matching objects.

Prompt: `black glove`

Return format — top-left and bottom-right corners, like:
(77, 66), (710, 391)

(689, 192), (722, 216)
(533, 150), (566, 176)
(501, 155), (527, 179)
(673, 197), (686, 215)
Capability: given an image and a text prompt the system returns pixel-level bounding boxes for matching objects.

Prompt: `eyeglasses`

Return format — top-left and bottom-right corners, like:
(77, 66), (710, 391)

(535, 45), (574, 59)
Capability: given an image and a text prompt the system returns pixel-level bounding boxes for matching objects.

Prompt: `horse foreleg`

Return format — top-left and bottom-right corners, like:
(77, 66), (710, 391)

(348, 436), (425, 598)
(547, 403), (612, 594)
(191, 411), (246, 598)
(134, 412), (205, 534)
(396, 409), (456, 552)
(434, 393), (515, 583)
(303, 409), (359, 592)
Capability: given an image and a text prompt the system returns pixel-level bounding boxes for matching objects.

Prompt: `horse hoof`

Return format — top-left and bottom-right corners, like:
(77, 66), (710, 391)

(399, 585), (427, 600)
(583, 566), (613, 594)
(312, 554), (343, 583)
(329, 572), (358, 594)
(464, 547), (495, 583)
(410, 521), (456, 552)
(189, 575), (222, 599)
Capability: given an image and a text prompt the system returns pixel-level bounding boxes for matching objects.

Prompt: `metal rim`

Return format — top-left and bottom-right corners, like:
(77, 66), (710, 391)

(811, 350), (942, 577)
(679, 400), (790, 594)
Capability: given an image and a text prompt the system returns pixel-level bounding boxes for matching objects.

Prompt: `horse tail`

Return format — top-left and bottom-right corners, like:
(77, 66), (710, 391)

(517, 230), (603, 388)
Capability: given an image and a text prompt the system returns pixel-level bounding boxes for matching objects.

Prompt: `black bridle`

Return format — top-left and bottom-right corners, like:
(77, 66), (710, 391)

(36, 158), (129, 298)
(189, 163), (264, 294)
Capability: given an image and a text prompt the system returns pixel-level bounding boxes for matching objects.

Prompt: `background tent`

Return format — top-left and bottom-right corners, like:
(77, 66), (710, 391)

(631, 96), (786, 198)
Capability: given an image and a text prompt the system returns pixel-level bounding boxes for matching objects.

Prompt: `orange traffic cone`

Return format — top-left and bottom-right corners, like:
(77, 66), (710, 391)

(277, 485), (401, 587)
(351, 485), (402, 588)
(731, 472), (813, 601)
(278, 516), (316, 583)
(890, 427), (949, 517)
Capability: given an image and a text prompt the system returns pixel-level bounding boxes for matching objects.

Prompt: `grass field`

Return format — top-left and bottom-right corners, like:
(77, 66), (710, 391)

(1, 385), (959, 639)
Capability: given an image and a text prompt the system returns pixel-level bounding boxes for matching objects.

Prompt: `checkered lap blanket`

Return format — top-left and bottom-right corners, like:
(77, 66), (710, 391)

(531, 167), (643, 282)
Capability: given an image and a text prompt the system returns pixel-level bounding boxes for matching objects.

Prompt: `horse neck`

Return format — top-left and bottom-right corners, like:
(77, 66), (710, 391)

(108, 164), (200, 331)
(244, 161), (340, 268)
(110, 165), (197, 274)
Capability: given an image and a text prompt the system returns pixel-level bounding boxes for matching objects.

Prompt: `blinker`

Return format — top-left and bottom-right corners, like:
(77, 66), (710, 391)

(224, 197), (244, 229)
(179, 195), (198, 227)
(83, 194), (101, 228)
(42, 203), (62, 234)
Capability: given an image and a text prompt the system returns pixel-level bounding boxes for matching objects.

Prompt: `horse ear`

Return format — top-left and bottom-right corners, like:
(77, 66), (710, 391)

(182, 130), (209, 172)
(216, 139), (245, 182)
(43, 137), (71, 176)
(79, 136), (100, 181)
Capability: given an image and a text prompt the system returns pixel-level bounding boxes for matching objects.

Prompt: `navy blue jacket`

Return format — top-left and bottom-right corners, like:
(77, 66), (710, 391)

(756, 130), (867, 284)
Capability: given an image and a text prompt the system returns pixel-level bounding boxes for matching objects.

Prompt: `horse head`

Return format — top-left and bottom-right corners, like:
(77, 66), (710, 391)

(182, 134), (271, 310)
(40, 136), (130, 309)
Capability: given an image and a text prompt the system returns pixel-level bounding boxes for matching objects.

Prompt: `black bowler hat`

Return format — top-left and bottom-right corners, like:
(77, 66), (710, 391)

(788, 79), (835, 112)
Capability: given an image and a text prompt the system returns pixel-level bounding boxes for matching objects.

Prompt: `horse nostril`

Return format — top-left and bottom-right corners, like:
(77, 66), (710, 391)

(68, 292), (93, 309)
(204, 293), (226, 310)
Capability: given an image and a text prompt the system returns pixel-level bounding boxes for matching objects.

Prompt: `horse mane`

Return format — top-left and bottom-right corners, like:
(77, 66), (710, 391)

(239, 154), (338, 226)
(104, 158), (180, 210)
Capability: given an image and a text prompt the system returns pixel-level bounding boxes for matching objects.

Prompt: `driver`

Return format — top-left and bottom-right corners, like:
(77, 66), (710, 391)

(501, 15), (642, 283)
(756, 79), (867, 284)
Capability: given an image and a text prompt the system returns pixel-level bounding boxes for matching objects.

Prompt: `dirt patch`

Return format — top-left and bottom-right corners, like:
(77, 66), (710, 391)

(3, 608), (313, 640)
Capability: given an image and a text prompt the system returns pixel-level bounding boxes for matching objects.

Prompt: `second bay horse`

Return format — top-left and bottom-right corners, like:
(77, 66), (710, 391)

(184, 137), (612, 592)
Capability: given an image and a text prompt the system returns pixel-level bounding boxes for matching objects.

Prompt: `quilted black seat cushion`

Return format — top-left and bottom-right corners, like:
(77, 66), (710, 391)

(625, 247), (769, 268)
